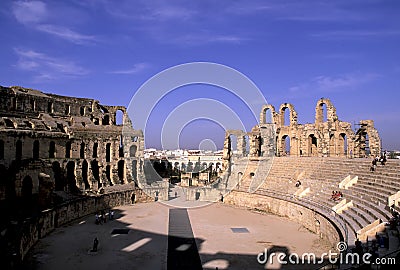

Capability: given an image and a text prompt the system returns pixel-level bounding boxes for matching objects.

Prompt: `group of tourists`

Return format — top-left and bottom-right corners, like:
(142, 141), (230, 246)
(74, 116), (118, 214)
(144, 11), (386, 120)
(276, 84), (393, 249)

(331, 191), (343, 201)
(95, 209), (114, 225)
(370, 151), (388, 172)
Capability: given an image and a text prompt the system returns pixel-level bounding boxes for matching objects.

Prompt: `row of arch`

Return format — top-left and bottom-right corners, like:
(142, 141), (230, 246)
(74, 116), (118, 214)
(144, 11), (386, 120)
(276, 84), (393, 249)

(260, 99), (337, 126)
(0, 139), (138, 161)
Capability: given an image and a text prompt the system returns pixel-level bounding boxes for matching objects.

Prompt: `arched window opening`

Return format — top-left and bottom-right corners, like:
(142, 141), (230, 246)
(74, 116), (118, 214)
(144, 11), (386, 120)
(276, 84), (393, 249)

(47, 102), (54, 113)
(329, 134), (335, 157)
(106, 143), (111, 162)
(49, 141), (56, 158)
(102, 115), (109, 125)
(106, 165), (112, 186)
(116, 110), (124, 125)
(65, 105), (70, 115)
(30, 99), (36, 111)
(80, 106), (85, 116)
(91, 160), (101, 188)
(308, 134), (318, 156)
(130, 145), (137, 157)
(119, 135), (124, 157)
(265, 109), (273, 124)
(282, 107), (290, 126)
(281, 135), (290, 156)
(66, 161), (76, 191)
(229, 135), (238, 155)
(66, 141), (72, 158)
(319, 103), (328, 123)
(93, 142), (98, 158)
(52, 162), (64, 191)
(80, 142), (85, 159)
(82, 160), (90, 190)
(33, 140), (40, 159)
(340, 133), (348, 156)
(16, 140), (22, 160)
(118, 160), (125, 184)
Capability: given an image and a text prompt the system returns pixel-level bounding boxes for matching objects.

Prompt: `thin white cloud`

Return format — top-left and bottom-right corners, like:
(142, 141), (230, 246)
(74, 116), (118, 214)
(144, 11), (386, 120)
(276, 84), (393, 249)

(311, 30), (400, 40)
(289, 72), (380, 97)
(37, 24), (97, 45)
(110, 63), (150, 74)
(14, 48), (89, 82)
(12, 0), (47, 24)
(12, 0), (98, 45)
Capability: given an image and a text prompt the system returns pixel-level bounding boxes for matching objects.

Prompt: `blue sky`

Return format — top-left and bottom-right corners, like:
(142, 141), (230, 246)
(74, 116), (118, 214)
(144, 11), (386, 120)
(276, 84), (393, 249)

(1, 0), (399, 150)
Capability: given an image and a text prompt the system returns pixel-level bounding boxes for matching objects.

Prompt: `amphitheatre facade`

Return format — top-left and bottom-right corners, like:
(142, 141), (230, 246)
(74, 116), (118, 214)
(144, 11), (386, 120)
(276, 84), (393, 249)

(1, 85), (399, 269)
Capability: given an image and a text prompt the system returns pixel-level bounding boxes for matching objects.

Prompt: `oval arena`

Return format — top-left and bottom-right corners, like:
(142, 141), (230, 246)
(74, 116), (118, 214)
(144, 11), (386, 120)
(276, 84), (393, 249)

(0, 86), (399, 269)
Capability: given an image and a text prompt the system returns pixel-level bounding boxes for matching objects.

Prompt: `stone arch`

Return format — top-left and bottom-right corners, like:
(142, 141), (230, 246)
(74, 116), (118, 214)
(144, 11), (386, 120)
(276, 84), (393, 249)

(33, 140), (40, 159)
(52, 161), (64, 191)
(106, 143), (111, 162)
(49, 141), (56, 158)
(115, 109), (124, 125)
(93, 142), (98, 158)
(130, 145), (137, 157)
(66, 161), (76, 191)
(118, 160), (125, 184)
(80, 142), (85, 159)
(280, 134), (290, 156)
(106, 165), (113, 186)
(91, 160), (100, 188)
(329, 134), (335, 157)
(279, 103), (298, 126)
(308, 134), (318, 157)
(65, 141), (72, 158)
(82, 160), (90, 190)
(338, 133), (348, 157)
(315, 98), (337, 124)
(260, 104), (276, 124)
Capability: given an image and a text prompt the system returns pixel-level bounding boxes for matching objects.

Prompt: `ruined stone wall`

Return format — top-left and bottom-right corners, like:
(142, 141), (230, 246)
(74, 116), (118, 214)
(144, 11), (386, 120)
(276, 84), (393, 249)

(0, 85), (145, 212)
(17, 188), (152, 262)
(259, 98), (381, 158)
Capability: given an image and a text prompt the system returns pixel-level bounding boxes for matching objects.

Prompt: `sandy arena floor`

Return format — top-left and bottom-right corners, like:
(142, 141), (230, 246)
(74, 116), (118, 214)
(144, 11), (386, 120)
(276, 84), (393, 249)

(24, 202), (332, 270)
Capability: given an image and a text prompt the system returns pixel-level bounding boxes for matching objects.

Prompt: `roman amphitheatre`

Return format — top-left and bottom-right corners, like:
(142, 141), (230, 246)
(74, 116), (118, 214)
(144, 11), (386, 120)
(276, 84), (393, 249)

(0, 85), (399, 269)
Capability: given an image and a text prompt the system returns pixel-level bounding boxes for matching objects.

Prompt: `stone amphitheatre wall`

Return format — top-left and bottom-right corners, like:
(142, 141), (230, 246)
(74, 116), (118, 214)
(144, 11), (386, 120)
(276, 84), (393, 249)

(18, 188), (152, 262)
(224, 191), (342, 249)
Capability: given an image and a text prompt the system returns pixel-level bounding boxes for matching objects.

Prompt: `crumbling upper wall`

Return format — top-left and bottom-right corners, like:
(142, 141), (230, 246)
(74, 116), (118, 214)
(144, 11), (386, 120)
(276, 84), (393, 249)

(258, 98), (381, 158)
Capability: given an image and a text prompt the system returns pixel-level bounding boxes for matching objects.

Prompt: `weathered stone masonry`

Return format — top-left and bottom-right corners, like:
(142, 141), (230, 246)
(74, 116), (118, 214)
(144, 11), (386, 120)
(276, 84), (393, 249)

(0, 85), (145, 213)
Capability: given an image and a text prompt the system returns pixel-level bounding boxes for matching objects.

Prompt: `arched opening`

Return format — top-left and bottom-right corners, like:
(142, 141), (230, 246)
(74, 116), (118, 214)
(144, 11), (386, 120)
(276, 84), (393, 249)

(66, 141), (72, 158)
(339, 133), (348, 157)
(281, 107), (290, 126)
(281, 135), (290, 156)
(264, 108), (273, 124)
(91, 160), (101, 188)
(66, 161), (76, 191)
(119, 135), (124, 158)
(82, 160), (90, 190)
(30, 99), (36, 111)
(229, 135), (238, 155)
(308, 134), (318, 156)
(318, 103), (328, 123)
(93, 142), (98, 158)
(80, 106), (85, 116)
(329, 134), (335, 157)
(118, 160), (125, 184)
(106, 165), (112, 186)
(102, 115), (110, 125)
(33, 140), (40, 159)
(49, 141), (56, 158)
(52, 162), (64, 191)
(47, 102), (54, 113)
(116, 110), (124, 125)
(106, 143), (111, 162)
(65, 105), (70, 115)
(130, 145), (137, 157)
(0, 140), (4, 160)
(80, 142), (85, 159)
(16, 140), (22, 160)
